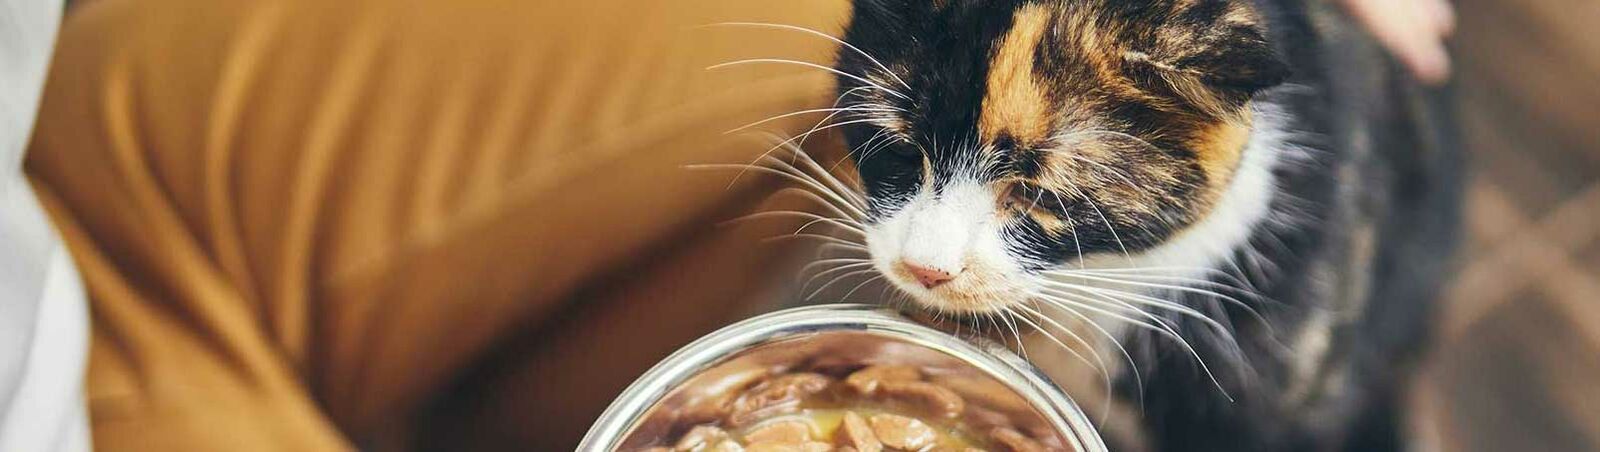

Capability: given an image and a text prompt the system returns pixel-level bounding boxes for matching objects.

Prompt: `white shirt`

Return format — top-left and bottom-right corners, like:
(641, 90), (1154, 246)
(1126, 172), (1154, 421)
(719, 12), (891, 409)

(0, 0), (92, 450)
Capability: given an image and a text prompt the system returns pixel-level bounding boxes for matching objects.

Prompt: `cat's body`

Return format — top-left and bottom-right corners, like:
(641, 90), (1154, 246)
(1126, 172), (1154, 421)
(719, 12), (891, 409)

(825, 1), (1461, 450)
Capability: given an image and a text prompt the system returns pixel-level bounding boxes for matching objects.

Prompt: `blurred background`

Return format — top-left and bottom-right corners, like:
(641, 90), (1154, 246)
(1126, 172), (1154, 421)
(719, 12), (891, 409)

(1416, 0), (1600, 450)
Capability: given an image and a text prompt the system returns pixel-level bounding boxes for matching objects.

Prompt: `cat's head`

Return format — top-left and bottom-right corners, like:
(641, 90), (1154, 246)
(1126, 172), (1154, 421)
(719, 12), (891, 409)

(834, 0), (1288, 313)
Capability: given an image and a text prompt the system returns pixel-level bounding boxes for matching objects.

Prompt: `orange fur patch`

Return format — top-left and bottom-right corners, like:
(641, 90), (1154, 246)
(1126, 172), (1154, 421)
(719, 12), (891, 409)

(1192, 111), (1254, 197)
(980, 4), (1055, 147)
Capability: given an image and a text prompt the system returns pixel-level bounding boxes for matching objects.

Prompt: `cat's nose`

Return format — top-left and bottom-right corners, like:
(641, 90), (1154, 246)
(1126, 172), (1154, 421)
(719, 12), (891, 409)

(901, 260), (958, 289)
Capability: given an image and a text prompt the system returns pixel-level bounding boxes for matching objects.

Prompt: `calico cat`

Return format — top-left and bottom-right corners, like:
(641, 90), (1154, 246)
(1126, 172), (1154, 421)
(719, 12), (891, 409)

(816, 0), (1461, 450)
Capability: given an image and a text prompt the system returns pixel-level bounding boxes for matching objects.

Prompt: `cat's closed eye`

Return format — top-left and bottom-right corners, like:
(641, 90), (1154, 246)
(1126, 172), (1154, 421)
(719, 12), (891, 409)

(886, 142), (920, 159)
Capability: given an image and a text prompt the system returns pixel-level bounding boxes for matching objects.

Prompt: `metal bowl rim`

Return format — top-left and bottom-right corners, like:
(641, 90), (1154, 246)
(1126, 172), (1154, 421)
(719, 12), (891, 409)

(577, 304), (1106, 451)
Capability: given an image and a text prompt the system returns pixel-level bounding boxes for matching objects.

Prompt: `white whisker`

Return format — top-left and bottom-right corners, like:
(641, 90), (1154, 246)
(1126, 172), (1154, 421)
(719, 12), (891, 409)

(840, 274), (886, 301)
(1052, 268), (1271, 303)
(726, 105), (898, 135)
(768, 136), (869, 207)
(1039, 281), (1232, 335)
(817, 242), (866, 257)
(1043, 270), (1269, 326)
(708, 58), (910, 100)
(806, 269), (878, 300)
(1027, 297), (1145, 409)
(707, 22), (913, 90)
(724, 210), (866, 236)
(773, 187), (864, 223)
(799, 257), (869, 274)
(998, 308), (1029, 360)
(1035, 289), (1234, 401)
(802, 261), (876, 292)
(689, 163), (866, 219)
(708, 115), (881, 194)
(1007, 303), (1114, 419)
(792, 216), (864, 238)
(1047, 172), (1136, 267)
(759, 152), (867, 211)
(761, 233), (866, 250)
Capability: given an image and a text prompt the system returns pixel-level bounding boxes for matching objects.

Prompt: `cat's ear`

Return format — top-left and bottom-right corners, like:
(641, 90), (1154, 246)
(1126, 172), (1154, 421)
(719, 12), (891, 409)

(1123, 4), (1289, 111)
(1126, 24), (1289, 92)
(1176, 24), (1290, 93)
(845, 0), (914, 45)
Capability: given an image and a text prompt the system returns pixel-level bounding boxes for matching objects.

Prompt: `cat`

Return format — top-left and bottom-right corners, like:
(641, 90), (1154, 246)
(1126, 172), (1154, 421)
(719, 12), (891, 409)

(805, 0), (1462, 450)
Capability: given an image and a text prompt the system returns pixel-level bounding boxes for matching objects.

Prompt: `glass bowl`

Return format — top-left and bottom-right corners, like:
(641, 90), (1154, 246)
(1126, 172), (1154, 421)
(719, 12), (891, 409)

(579, 304), (1106, 451)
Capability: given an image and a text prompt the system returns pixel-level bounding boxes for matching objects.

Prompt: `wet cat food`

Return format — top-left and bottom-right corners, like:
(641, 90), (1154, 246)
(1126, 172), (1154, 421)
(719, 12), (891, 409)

(636, 365), (1066, 452)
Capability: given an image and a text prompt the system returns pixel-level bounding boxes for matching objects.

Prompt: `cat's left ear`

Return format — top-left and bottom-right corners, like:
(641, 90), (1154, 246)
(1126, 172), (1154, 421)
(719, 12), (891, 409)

(1122, 3), (1289, 108)
(1174, 23), (1290, 93)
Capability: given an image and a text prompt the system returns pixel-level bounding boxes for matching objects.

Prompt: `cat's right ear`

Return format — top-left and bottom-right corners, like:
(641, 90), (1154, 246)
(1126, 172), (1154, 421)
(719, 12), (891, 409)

(842, 0), (919, 60)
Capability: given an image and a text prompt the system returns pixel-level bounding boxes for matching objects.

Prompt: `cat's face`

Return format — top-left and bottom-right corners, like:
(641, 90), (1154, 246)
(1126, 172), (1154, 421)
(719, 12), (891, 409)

(836, 0), (1287, 313)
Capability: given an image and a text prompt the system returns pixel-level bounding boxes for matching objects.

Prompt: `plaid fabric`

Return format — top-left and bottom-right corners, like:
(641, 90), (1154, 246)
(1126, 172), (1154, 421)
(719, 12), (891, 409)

(1420, 0), (1600, 450)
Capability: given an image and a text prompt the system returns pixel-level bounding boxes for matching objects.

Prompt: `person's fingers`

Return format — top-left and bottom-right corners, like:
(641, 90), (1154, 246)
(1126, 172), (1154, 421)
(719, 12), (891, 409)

(1398, 0), (1453, 84)
(1399, 1), (1452, 83)
(1340, 0), (1453, 84)
(1426, 0), (1458, 37)
(1404, 39), (1453, 85)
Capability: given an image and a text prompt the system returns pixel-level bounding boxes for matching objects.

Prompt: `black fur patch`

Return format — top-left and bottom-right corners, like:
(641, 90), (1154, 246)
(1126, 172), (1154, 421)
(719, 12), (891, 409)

(838, 0), (1286, 260)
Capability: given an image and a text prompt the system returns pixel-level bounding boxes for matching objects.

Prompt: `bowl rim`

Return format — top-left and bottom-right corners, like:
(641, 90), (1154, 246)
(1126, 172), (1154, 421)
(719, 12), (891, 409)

(577, 304), (1107, 451)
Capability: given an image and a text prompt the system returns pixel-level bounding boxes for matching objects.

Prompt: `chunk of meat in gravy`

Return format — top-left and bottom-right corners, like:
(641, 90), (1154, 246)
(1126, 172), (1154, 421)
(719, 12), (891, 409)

(727, 373), (833, 427)
(878, 380), (966, 419)
(704, 441), (747, 452)
(845, 365), (922, 394)
(836, 412), (883, 452)
(868, 413), (938, 450)
(648, 366), (1071, 452)
(678, 368), (777, 425)
(930, 374), (1034, 415)
(744, 420), (814, 444)
(743, 441), (831, 452)
(678, 391), (737, 426)
(989, 427), (1047, 452)
(675, 425), (733, 451)
(962, 406), (1016, 432)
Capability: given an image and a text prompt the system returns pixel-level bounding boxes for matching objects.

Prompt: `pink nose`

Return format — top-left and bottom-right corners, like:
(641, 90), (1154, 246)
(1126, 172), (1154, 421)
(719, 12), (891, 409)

(901, 261), (958, 289)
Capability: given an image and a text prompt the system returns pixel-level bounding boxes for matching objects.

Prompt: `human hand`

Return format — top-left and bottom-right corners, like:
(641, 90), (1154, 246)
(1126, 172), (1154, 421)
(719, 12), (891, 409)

(1338, 0), (1456, 84)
